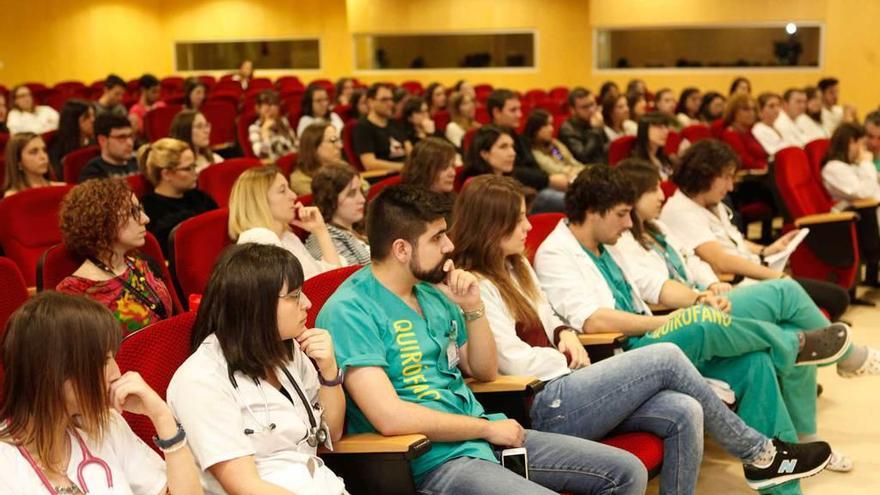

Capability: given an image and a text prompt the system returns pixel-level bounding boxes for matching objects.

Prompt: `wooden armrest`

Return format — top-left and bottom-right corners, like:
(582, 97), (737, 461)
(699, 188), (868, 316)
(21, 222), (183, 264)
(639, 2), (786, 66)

(648, 303), (674, 315)
(578, 332), (624, 345)
(210, 142), (234, 151)
(718, 273), (735, 282)
(466, 375), (542, 394)
(27, 286), (37, 297)
(794, 211), (857, 227)
(322, 433), (430, 455)
(361, 169), (396, 179)
(851, 198), (880, 209)
(736, 168), (768, 178)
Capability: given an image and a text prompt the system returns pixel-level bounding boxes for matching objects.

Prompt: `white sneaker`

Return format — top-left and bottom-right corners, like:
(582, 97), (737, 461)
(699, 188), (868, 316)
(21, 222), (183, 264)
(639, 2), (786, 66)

(838, 347), (880, 378)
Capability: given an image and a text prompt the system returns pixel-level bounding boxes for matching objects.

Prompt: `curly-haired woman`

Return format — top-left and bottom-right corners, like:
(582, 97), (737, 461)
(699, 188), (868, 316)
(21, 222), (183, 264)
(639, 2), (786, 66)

(58, 178), (174, 335)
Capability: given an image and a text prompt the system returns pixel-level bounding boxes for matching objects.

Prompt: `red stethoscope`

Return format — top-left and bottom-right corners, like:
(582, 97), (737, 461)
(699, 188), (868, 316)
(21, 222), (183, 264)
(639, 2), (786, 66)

(17, 429), (114, 494)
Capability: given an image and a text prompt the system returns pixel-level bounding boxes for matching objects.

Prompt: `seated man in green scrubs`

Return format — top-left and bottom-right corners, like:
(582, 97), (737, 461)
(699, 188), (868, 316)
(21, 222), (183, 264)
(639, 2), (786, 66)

(317, 185), (832, 494)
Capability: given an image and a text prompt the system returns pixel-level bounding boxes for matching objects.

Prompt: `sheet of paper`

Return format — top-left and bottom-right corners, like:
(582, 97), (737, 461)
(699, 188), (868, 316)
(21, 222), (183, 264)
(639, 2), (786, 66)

(764, 228), (810, 272)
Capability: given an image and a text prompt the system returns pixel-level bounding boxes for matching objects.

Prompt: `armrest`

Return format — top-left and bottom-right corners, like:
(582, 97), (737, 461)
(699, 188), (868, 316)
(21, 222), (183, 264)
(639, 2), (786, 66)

(794, 211), (857, 227)
(466, 375), (542, 394)
(851, 198), (880, 209)
(321, 432), (430, 455)
(578, 332), (624, 346)
(648, 303), (674, 315)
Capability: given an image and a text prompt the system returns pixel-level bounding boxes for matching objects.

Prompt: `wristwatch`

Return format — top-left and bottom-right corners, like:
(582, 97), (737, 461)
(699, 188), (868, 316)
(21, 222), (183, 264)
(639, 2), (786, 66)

(319, 367), (345, 387)
(153, 422), (186, 451)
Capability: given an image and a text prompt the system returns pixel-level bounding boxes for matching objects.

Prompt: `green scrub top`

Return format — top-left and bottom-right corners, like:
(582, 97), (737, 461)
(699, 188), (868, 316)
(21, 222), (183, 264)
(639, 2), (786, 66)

(583, 244), (639, 314)
(316, 266), (505, 483)
(650, 232), (694, 287)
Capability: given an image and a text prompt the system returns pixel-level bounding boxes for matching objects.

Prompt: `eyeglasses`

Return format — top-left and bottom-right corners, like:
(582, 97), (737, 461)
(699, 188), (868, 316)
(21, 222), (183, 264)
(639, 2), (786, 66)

(108, 133), (134, 141)
(279, 288), (302, 302)
(193, 122), (212, 130)
(129, 204), (145, 220)
(173, 164), (198, 173)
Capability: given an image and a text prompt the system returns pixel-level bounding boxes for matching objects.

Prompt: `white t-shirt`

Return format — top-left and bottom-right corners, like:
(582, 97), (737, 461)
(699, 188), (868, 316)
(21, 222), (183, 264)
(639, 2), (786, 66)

(821, 159), (880, 207)
(479, 265), (571, 381)
(821, 105), (844, 136)
(296, 113), (345, 139)
(603, 120), (637, 142)
(445, 122), (466, 149)
(167, 334), (345, 495)
(659, 189), (759, 264)
(751, 122), (788, 158)
(7, 106), (60, 134)
(534, 219), (652, 331)
(773, 112), (809, 148)
(615, 225), (720, 291)
(237, 227), (341, 280)
(0, 412), (167, 495)
(795, 114), (829, 142)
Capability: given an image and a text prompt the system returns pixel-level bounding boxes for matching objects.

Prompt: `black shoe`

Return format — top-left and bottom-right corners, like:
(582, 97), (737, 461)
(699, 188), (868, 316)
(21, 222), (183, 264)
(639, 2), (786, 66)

(743, 438), (831, 490)
(796, 323), (852, 366)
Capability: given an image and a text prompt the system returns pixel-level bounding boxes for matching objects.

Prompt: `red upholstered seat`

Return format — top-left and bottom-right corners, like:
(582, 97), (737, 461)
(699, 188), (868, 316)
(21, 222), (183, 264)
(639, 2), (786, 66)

(170, 208), (232, 301)
(664, 131), (682, 156)
(201, 100), (238, 147)
(433, 110), (451, 133)
(62, 145), (100, 183)
(600, 432), (664, 474)
(548, 86), (569, 104)
(276, 152), (298, 178)
(0, 257), (28, 404)
(366, 174), (402, 202)
(805, 138), (830, 177)
(116, 311), (198, 452)
(198, 158), (261, 207)
(400, 80), (424, 95)
(302, 265), (362, 328)
(126, 174), (153, 199)
(236, 113), (259, 158)
(0, 185), (73, 286)
(681, 125), (712, 143)
(143, 105), (183, 142)
(525, 213), (564, 264)
(608, 136), (636, 166)
(462, 128), (479, 154)
(342, 119), (364, 171)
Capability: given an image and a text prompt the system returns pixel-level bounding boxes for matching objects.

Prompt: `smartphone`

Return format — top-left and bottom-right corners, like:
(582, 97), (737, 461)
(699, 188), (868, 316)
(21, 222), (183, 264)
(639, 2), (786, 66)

(501, 447), (529, 479)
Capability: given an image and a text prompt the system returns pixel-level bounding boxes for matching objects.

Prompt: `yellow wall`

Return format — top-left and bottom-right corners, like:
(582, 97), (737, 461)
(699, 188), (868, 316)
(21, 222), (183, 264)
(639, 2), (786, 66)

(0, 0), (876, 112)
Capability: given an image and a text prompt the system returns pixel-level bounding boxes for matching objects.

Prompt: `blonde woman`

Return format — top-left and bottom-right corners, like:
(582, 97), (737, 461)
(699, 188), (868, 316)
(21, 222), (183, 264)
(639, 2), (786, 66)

(228, 165), (342, 280)
(139, 138), (218, 256)
(445, 91), (481, 149)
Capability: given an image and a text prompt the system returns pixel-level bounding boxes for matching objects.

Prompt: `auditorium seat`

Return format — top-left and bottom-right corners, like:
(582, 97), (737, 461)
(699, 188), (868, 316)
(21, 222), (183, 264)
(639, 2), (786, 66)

(198, 158), (262, 207)
(342, 119), (364, 170)
(366, 174), (402, 202)
(197, 75), (216, 89)
(525, 213), (564, 264)
(462, 128), (479, 153)
(247, 77), (274, 92)
(236, 113), (259, 158)
(0, 185), (73, 286)
(0, 257), (28, 337)
(474, 106), (490, 125)
(681, 125), (712, 143)
(276, 75), (305, 92)
(302, 264), (362, 327)
(200, 100), (238, 148)
(170, 208), (231, 300)
(211, 79), (244, 97)
(608, 136), (636, 166)
(144, 104), (183, 142)
(474, 84), (494, 104)
(62, 145), (100, 183)
(805, 138), (830, 177)
(548, 86), (569, 104)
(664, 130), (682, 156)
(275, 152), (298, 178)
(400, 80), (424, 95)
(126, 174), (153, 199)
(433, 109), (451, 133)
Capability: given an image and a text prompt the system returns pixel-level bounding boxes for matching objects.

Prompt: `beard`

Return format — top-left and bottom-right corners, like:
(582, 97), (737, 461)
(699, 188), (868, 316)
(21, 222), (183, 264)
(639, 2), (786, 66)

(410, 252), (449, 284)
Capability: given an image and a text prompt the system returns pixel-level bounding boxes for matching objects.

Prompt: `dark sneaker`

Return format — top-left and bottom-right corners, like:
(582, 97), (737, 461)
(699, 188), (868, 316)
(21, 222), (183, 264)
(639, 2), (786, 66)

(743, 438), (831, 490)
(796, 323), (851, 366)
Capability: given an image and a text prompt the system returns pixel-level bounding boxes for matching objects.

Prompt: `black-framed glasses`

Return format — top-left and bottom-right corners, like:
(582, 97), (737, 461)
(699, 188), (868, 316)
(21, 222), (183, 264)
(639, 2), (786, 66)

(173, 164), (198, 173)
(129, 204), (145, 220)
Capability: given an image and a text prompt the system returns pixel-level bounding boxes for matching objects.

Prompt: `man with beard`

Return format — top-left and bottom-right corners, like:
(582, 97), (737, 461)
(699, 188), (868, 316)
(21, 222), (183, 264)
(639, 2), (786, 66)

(317, 185), (653, 494)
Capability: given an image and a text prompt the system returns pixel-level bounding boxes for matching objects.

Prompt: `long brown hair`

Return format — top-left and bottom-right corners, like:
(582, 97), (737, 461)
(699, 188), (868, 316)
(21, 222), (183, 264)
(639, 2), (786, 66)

(401, 137), (456, 190)
(297, 121), (333, 177)
(3, 132), (48, 194)
(615, 158), (663, 248)
(1, 292), (121, 474)
(450, 175), (541, 329)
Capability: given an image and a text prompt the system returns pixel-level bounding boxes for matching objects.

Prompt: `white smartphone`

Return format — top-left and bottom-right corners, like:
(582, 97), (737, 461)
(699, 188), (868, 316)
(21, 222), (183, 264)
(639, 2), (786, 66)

(501, 447), (529, 479)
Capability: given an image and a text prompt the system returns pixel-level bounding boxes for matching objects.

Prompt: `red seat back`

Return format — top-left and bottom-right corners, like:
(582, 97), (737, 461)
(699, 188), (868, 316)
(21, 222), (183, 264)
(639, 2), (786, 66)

(462, 128), (479, 154)
(62, 145), (100, 183)
(664, 131), (681, 156)
(709, 119), (725, 138)
(548, 86), (569, 104)
(125, 174), (153, 199)
(198, 158), (262, 207)
(144, 105), (183, 142)
(236, 113), (258, 158)
(805, 139), (830, 178)
(608, 136), (636, 166)
(170, 208), (231, 299)
(200, 100), (238, 147)
(774, 147), (834, 218)
(400, 81), (424, 95)
(342, 119), (364, 171)
(0, 185), (73, 286)
(302, 265), (362, 328)
(0, 257), (28, 337)
(433, 110), (451, 133)
(366, 174), (402, 202)
(116, 311), (197, 451)
(525, 213), (564, 264)
(681, 125), (712, 143)
(276, 152), (298, 178)
(276, 76), (304, 92)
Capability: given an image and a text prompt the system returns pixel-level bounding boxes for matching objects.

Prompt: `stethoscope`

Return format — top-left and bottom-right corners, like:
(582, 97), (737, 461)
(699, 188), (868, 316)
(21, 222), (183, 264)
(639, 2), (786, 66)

(228, 363), (329, 448)
(17, 428), (113, 494)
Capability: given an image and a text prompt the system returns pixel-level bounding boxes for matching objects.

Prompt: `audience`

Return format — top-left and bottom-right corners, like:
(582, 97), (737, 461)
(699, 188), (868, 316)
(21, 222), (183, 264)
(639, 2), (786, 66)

(524, 108), (585, 178)
(753, 92), (788, 158)
(297, 83), (344, 137)
(58, 178), (173, 335)
(802, 86), (830, 140)
(307, 164), (370, 265)
(401, 96), (439, 151)
(722, 93), (769, 170)
(598, 80), (620, 103)
(0, 292), (203, 495)
(335, 77), (355, 106)
(128, 74), (166, 138)
(6, 84), (59, 134)
(458, 174), (835, 493)
(558, 87), (608, 164)
(78, 113), (138, 182)
(139, 138), (218, 256)
(865, 110), (880, 171)
(2, 132), (64, 197)
(445, 91), (480, 150)
(169, 109), (223, 173)
(232, 59), (254, 89)
(453, 79), (476, 101)
(602, 93), (635, 141)
(353, 83), (408, 172)
(183, 77), (207, 111)
(248, 90), (296, 161)
(228, 165), (342, 279)
(626, 90), (647, 123)
(774, 88), (814, 147)
(167, 243), (347, 494)
(48, 98), (95, 177)
(698, 91), (726, 124)
(631, 112), (674, 179)
(675, 87), (702, 127)
(401, 137), (458, 194)
(730, 77), (753, 96)
(95, 74), (128, 118)
(424, 82), (447, 115)
(290, 122), (346, 195)
(653, 88), (679, 126)
(661, 140), (852, 321)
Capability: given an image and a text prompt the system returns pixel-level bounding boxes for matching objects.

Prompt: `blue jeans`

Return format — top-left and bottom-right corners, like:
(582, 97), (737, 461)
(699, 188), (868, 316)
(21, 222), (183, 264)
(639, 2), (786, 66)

(529, 344), (768, 495)
(529, 188), (566, 214)
(417, 429), (648, 494)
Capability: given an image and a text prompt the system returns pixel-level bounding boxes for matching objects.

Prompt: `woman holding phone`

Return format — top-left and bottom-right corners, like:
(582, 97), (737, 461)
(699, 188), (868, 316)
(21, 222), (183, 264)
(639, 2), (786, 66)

(228, 165), (342, 280)
(0, 291), (203, 494)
